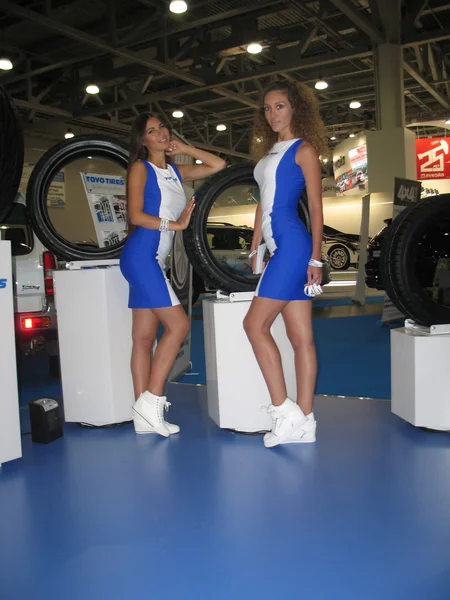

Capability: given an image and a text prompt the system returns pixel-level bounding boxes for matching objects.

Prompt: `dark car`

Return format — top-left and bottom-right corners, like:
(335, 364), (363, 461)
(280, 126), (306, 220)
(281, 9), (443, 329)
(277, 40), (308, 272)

(365, 219), (391, 290)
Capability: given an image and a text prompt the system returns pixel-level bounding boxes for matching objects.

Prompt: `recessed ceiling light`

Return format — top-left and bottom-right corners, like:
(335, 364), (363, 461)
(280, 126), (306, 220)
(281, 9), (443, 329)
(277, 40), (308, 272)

(170, 1), (187, 13)
(0, 57), (13, 71)
(86, 84), (100, 95)
(172, 110), (184, 118)
(315, 80), (328, 90)
(247, 43), (263, 55)
(216, 123), (227, 131)
(349, 101), (361, 109)
(65, 129), (74, 139)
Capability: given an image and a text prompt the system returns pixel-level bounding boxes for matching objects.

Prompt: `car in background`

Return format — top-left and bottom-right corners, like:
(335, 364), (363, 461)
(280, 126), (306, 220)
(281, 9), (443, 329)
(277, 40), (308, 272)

(365, 218), (392, 290)
(1, 194), (59, 375)
(322, 225), (360, 271)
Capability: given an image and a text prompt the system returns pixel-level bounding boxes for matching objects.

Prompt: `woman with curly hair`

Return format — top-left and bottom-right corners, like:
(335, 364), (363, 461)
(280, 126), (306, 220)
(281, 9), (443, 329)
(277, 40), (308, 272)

(243, 79), (328, 448)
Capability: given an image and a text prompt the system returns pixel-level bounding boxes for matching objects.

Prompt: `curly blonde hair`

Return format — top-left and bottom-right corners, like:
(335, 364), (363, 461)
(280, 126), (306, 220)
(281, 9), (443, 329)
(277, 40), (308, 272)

(251, 80), (328, 161)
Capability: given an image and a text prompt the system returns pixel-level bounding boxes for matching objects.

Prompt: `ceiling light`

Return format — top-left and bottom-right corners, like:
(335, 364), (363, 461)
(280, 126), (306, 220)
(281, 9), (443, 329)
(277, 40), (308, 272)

(330, 136), (336, 141)
(170, 0), (187, 13)
(445, 119), (450, 125)
(86, 84), (100, 95)
(216, 123), (227, 131)
(195, 159), (202, 164)
(349, 101), (361, 109)
(87, 156), (93, 159)
(65, 129), (74, 139)
(349, 133), (356, 138)
(323, 158), (329, 163)
(315, 80), (328, 90)
(172, 110), (184, 118)
(0, 57), (13, 71)
(247, 43), (263, 55)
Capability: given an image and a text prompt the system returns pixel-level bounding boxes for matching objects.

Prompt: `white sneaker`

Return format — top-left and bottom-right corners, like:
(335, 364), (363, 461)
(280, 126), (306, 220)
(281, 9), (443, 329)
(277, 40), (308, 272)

(132, 391), (171, 438)
(262, 398), (308, 448)
(133, 400), (180, 435)
(278, 413), (316, 444)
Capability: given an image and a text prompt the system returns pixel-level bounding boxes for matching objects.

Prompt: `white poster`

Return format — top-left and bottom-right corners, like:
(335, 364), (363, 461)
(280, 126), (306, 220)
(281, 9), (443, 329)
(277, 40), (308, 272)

(19, 163), (66, 207)
(80, 172), (128, 247)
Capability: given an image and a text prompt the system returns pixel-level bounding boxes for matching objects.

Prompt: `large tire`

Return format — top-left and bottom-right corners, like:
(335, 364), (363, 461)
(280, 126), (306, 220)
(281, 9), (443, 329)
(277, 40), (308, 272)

(27, 135), (129, 260)
(183, 163), (310, 293)
(380, 195), (450, 326)
(0, 85), (24, 222)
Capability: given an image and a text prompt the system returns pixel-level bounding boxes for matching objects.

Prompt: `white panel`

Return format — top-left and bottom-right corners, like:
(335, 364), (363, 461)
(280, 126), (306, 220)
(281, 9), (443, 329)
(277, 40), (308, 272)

(0, 241), (22, 465)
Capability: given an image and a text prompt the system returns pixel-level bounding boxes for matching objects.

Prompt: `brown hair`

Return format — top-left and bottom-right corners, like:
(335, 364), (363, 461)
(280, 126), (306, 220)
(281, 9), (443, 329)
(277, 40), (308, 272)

(251, 80), (328, 161)
(128, 112), (172, 169)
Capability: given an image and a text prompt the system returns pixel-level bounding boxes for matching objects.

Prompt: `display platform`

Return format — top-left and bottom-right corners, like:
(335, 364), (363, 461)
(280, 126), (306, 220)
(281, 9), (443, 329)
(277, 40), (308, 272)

(54, 262), (134, 426)
(0, 241), (22, 465)
(203, 293), (296, 432)
(391, 320), (450, 431)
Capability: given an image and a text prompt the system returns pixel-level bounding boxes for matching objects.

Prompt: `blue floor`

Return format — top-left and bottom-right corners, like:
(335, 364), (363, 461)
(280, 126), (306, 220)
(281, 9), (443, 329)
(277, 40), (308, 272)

(2, 388), (450, 600)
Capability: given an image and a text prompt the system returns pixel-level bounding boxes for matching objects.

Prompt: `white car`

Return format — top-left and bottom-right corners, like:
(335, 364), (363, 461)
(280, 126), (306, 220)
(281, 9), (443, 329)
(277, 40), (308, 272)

(1, 194), (59, 375)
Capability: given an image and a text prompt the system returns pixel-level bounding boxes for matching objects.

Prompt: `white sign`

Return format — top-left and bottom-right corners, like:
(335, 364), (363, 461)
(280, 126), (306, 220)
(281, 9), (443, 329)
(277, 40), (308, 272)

(19, 163), (66, 207)
(80, 172), (128, 247)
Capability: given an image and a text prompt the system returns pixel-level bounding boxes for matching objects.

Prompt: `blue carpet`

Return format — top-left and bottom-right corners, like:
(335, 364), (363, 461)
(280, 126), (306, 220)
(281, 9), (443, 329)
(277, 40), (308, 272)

(2, 389), (450, 600)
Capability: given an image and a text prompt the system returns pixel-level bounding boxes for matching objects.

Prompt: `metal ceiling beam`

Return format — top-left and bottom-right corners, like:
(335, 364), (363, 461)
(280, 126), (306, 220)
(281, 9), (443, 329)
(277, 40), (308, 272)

(328, 0), (385, 44)
(403, 61), (450, 109)
(402, 27), (450, 47)
(0, 0), (204, 86)
(211, 87), (259, 109)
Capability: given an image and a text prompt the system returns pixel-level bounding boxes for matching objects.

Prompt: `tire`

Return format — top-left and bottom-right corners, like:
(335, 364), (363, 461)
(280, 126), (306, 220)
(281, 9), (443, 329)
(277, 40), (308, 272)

(381, 195), (450, 326)
(327, 244), (350, 270)
(183, 163), (310, 293)
(0, 85), (24, 222)
(27, 135), (129, 260)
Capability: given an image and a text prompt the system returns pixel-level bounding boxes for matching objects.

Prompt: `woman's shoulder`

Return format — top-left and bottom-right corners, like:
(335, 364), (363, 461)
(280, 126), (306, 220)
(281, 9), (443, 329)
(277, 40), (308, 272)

(296, 140), (319, 163)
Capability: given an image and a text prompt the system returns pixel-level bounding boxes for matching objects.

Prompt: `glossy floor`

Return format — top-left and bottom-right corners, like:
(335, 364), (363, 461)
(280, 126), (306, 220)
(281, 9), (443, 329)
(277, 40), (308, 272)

(1, 385), (450, 600)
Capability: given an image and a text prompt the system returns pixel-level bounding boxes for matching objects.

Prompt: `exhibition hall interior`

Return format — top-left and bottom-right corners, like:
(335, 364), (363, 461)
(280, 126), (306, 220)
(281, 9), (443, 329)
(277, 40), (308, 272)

(1, 1), (450, 598)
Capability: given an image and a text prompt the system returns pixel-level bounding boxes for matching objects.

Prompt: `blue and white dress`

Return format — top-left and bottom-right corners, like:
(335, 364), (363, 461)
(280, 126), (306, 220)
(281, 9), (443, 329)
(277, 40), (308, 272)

(120, 160), (186, 309)
(253, 138), (312, 301)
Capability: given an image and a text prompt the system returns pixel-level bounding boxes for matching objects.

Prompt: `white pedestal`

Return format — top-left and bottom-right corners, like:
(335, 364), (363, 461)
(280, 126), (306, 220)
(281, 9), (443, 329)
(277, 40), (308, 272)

(203, 297), (296, 432)
(391, 326), (450, 430)
(54, 265), (134, 426)
(0, 241), (22, 465)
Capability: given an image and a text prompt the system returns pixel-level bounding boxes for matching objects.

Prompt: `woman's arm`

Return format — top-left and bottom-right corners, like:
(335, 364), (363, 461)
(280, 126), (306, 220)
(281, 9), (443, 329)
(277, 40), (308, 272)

(165, 140), (227, 182)
(127, 161), (195, 231)
(296, 142), (324, 285)
(250, 202), (263, 272)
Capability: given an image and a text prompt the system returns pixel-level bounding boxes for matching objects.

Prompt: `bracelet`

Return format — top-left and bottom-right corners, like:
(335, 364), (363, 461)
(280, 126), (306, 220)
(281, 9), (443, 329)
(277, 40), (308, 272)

(159, 218), (169, 232)
(308, 258), (323, 267)
(249, 249), (258, 258)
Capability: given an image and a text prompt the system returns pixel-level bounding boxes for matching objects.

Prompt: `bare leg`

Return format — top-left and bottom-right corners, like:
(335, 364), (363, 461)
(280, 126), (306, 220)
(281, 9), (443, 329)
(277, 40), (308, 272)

(148, 305), (190, 396)
(243, 297), (289, 406)
(131, 309), (159, 400)
(281, 300), (316, 416)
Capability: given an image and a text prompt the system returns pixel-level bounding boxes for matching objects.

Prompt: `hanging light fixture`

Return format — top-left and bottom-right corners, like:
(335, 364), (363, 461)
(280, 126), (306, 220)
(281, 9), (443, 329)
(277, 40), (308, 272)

(172, 109), (184, 118)
(349, 101), (361, 109)
(0, 57), (13, 71)
(247, 43), (263, 55)
(196, 159), (202, 164)
(65, 129), (74, 139)
(170, 1), (188, 13)
(216, 124), (227, 131)
(330, 136), (337, 141)
(349, 133), (356, 138)
(315, 80), (328, 90)
(86, 84), (100, 95)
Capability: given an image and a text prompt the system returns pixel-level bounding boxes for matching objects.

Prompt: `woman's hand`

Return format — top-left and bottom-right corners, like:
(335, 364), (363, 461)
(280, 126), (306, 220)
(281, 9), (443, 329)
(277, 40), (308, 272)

(175, 197), (195, 230)
(306, 265), (322, 287)
(165, 139), (190, 157)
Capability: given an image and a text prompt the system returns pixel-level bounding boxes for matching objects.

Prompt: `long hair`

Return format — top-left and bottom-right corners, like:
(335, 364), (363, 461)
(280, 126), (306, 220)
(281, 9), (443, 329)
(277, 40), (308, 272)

(251, 80), (328, 162)
(128, 111), (172, 169)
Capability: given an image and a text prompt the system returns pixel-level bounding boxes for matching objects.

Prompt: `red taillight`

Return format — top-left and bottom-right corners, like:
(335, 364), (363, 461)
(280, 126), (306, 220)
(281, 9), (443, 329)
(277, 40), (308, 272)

(22, 316), (51, 330)
(43, 252), (56, 296)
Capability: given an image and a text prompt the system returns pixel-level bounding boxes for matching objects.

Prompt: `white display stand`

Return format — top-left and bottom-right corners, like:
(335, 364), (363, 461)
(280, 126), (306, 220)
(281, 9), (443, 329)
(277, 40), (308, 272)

(391, 321), (450, 431)
(203, 294), (296, 432)
(54, 262), (134, 426)
(0, 241), (22, 465)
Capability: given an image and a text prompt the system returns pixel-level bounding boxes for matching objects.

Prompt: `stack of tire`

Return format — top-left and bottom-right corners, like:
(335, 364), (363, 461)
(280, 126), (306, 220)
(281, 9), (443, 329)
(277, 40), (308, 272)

(380, 194), (450, 326)
(0, 85), (24, 222)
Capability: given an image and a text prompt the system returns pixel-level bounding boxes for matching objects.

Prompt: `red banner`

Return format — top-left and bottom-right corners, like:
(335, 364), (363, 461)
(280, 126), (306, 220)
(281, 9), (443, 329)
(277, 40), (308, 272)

(416, 137), (450, 180)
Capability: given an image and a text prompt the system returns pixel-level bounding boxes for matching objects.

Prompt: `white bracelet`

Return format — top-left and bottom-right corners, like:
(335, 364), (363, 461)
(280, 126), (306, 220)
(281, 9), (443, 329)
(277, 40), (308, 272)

(308, 258), (323, 267)
(249, 249), (258, 258)
(159, 218), (169, 232)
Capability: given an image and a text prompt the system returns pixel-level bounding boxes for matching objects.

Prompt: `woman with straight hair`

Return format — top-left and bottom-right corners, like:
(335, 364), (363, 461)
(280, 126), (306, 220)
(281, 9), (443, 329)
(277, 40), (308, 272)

(121, 112), (226, 437)
(244, 80), (328, 448)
